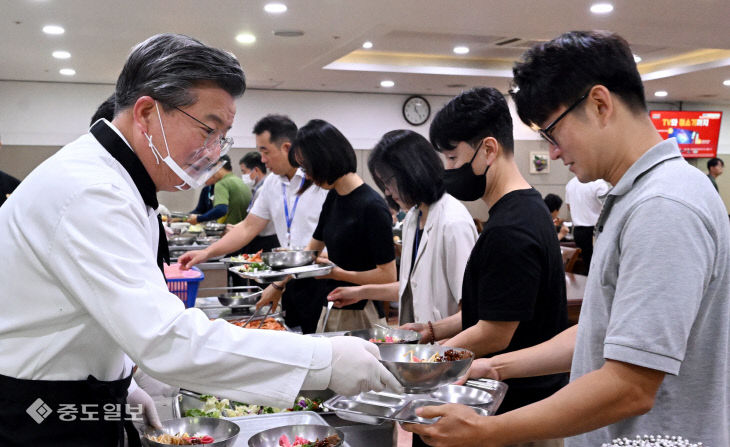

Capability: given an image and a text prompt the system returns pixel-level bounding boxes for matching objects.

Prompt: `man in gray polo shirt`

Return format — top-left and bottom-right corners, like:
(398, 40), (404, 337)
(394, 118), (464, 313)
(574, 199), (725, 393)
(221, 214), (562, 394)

(403, 30), (729, 447)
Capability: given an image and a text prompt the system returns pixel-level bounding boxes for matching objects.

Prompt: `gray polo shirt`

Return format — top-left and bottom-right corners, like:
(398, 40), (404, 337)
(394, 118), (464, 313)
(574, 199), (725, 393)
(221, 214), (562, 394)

(567, 138), (730, 447)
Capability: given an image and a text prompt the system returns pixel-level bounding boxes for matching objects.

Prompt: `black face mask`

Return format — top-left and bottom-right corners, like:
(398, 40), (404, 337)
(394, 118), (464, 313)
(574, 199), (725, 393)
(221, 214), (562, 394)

(443, 142), (489, 201)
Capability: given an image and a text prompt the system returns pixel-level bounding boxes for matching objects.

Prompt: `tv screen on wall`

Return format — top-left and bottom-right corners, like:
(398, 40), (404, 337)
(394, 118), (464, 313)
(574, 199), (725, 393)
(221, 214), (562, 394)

(649, 110), (723, 158)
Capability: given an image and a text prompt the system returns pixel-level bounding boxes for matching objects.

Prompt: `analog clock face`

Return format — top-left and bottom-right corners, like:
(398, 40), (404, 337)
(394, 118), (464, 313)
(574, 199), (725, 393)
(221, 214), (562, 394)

(403, 96), (430, 126)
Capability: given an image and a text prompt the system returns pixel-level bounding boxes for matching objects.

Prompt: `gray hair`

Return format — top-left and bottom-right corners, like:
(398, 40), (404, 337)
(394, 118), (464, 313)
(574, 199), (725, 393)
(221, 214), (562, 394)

(115, 33), (246, 112)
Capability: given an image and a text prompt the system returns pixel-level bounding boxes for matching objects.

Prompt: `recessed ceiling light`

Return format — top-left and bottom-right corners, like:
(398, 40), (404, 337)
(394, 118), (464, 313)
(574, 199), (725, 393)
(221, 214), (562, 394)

(264, 3), (287, 13)
(633, 54), (642, 63)
(380, 80), (395, 88)
(52, 50), (71, 59)
(42, 25), (64, 35)
(590, 3), (614, 13)
(362, 41), (373, 49)
(654, 90), (668, 97)
(59, 68), (75, 76)
(723, 79), (730, 86)
(453, 46), (470, 55)
(236, 33), (256, 44)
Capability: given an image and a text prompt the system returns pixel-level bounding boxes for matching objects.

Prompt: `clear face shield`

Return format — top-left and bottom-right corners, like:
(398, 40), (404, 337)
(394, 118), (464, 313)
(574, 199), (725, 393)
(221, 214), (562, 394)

(145, 101), (233, 190)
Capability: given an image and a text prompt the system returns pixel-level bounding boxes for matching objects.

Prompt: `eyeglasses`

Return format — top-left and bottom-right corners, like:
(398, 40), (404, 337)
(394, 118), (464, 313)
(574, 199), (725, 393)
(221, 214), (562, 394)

(174, 106), (233, 155)
(533, 90), (590, 147)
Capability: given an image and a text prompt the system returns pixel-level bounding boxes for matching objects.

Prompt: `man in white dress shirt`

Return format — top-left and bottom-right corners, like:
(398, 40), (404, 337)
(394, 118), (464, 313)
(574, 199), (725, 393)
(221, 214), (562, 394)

(0, 33), (399, 446)
(564, 176), (610, 272)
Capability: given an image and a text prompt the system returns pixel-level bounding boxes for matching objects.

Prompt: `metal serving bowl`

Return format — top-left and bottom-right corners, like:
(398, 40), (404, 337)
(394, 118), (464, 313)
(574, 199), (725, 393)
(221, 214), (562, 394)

(204, 222), (227, 236)
(195, 235), (221, 245)
(261, 249), (317, 269)
(346, 327), (421, 345)
(142, 417), (239, 447)
(378, 344), (474, 393)
(168, 234), (196, 246)
(218, 291), (261, 307)
(247, 424), (344, 447)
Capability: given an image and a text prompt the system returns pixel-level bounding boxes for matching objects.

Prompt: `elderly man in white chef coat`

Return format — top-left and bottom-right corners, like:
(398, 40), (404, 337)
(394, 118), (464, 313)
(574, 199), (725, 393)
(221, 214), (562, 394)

(0, 33), (400, 447)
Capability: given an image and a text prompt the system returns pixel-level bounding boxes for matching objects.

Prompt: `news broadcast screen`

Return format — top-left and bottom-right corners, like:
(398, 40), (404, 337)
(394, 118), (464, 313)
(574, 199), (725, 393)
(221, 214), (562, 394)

(649, 110), (723, 158)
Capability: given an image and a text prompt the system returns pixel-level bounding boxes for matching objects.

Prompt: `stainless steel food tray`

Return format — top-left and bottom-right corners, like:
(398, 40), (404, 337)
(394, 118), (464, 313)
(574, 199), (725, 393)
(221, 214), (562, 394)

(229, 411), (351, 447)
(229, 263), (334, 283)
(323, 381), (507, 425)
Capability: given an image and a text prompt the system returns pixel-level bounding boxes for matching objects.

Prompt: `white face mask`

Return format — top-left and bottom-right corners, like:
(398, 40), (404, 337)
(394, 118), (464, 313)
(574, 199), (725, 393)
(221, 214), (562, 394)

(241, 172), (255, 186)
(144, 102), (224, 190)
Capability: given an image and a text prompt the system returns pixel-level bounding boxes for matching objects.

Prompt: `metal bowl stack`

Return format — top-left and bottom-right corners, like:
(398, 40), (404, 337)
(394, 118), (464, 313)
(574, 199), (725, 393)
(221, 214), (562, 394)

(346, 327), (421, 345)
(168, 234), (196, 246)
(261, 249), (318, 269)
(217, 292), (260, 307)
(378, 344), (474, 393)
(142, 417), (239, 447)
(204, 222), (227, 236)
(247, 424), (344, 447)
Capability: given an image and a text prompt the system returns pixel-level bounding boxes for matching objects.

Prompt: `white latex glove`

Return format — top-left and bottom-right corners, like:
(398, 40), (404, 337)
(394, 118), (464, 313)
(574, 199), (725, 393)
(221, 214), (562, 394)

(134, 368), (179, 398)
(127, 387), (162, 429)
(328, 336), (404, 396)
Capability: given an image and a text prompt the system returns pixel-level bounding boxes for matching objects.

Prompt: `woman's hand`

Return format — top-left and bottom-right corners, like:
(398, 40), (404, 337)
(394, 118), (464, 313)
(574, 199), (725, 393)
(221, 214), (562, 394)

(327, 286), (364, 308)
(400, 322), (430, 344)
(255, 283), (284, 311)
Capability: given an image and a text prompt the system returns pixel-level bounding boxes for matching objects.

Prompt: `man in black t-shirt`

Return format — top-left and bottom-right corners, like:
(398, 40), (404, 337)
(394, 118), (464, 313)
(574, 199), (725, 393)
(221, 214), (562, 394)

(403, 87), (567, 447)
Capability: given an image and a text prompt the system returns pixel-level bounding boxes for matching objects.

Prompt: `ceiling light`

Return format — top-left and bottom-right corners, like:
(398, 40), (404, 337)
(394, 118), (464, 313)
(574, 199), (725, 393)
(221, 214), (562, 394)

(723, 79), (730, 86)
(590, 3), (614, 14)
(42, 25), (64, 35)
(273, 30), (304, 37)
(264, 3), (287, 13)
(380, 80), (395, 88)
(633, 54), (642, 63)
(654, 91), (668, 97)
(59, 68), (75, 76)
(362, 41), (373, 49)
(236, 33), (256, 44)
(52, 50), (71, 59)
(453, 46), (470, 55)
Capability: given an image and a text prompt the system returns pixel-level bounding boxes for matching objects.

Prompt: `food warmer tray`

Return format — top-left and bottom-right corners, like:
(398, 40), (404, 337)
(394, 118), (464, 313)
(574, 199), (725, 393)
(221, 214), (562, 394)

(323, 381), (507, 425)
(229, 263), (334, 283)
(228, 412), (352, 447)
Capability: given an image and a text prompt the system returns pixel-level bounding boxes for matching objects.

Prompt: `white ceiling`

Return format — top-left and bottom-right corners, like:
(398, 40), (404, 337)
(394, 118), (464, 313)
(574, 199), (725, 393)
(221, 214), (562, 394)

(2, 0), (730, 103)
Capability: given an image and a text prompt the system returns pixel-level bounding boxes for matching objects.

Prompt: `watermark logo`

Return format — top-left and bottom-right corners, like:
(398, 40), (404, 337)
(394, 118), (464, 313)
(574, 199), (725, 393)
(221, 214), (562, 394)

(26, 398), (52, 424)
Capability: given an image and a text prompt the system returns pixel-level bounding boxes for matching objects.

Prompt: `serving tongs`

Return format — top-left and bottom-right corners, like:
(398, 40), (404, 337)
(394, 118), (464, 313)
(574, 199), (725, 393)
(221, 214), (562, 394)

(240, 302), (275, 328)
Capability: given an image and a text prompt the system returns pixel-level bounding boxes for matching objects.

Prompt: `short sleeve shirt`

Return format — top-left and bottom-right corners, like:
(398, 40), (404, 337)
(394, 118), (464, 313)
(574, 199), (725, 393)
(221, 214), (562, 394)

(461, 188), (569, 412)
(313, 184), (395, 310)
(568, 139), (730, 447)
(213, 173), (251, 225)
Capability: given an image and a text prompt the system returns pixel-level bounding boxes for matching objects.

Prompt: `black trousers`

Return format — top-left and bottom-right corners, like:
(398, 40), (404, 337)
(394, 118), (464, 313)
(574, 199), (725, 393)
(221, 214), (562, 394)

(573, 226), (595, 273)
(282, 278), (327, 334)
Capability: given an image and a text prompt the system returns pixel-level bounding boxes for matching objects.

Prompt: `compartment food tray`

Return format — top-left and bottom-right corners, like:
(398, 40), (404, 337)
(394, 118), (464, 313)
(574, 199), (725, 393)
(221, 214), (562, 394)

(323, 381), (507, 425)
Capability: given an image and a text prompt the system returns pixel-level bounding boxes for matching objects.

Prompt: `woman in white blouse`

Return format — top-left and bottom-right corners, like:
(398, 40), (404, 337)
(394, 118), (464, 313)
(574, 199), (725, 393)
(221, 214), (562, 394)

(328, 130), (478, 336)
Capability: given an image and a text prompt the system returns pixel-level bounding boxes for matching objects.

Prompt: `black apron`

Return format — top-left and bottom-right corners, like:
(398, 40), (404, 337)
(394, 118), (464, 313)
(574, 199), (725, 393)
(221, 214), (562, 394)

(0, 122), (172, 445)
(0, 372), (141, 446)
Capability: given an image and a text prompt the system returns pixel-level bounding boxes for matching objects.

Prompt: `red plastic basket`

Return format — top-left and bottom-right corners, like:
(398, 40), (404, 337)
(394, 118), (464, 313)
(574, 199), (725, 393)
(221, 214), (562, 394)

(166, 266), (204, 308)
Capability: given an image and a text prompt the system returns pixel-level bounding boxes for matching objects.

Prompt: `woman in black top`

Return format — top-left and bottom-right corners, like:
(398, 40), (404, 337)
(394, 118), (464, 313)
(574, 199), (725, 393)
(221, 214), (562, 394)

(288, 119), (396, 331)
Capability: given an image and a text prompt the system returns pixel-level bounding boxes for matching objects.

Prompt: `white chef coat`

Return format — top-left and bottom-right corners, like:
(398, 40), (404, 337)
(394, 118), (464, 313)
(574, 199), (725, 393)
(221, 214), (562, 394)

(249, 168), (327, 248)
(564, 177), (611, 227)
(398, 194), (478, 322)
(0, 123), (332, 408)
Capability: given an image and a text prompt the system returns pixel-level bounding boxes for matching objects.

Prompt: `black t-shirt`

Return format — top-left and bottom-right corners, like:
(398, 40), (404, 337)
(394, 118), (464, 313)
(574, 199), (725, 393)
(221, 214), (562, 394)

(461, 188), (568, 413)
(313, 183), (395, 311)
(0, 170), (21, 207)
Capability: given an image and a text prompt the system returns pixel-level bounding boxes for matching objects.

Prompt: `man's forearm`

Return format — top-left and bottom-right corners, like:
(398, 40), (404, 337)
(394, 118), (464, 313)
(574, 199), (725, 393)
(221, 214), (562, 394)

(483, 360), (664, 444)
(432, 312), (463, 341)
(492, 325), (577, 380)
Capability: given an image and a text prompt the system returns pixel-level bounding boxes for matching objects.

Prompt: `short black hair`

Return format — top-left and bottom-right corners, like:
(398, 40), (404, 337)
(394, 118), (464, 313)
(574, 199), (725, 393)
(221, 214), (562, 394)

(369, 130), (445, 207)
(708, 157), (724, 170)
(252, 114), (297, 145)
(219, 155), (232, 171)
(240, 152), (266, 174)
(293, 119), (356, 186)
(429, 87), (514, 154)
(543, 193), (563, 213)
(511, 30), (646, 128)
(91, 94), (116, 125)
(115, 33), (245, 113)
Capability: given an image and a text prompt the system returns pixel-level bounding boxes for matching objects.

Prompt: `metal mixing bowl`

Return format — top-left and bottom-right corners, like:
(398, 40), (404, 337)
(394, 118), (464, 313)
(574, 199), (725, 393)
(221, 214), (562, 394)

(378, 344), (474, 393)
(195, 235), (221, 245)
(168, 234), (196, 246)
(218, 291), (261, 307)
(347, 327), (421, 345)
(261, 249), (317, 269)
(142, 417), (239, 447)
(247, 424), (344, 447)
